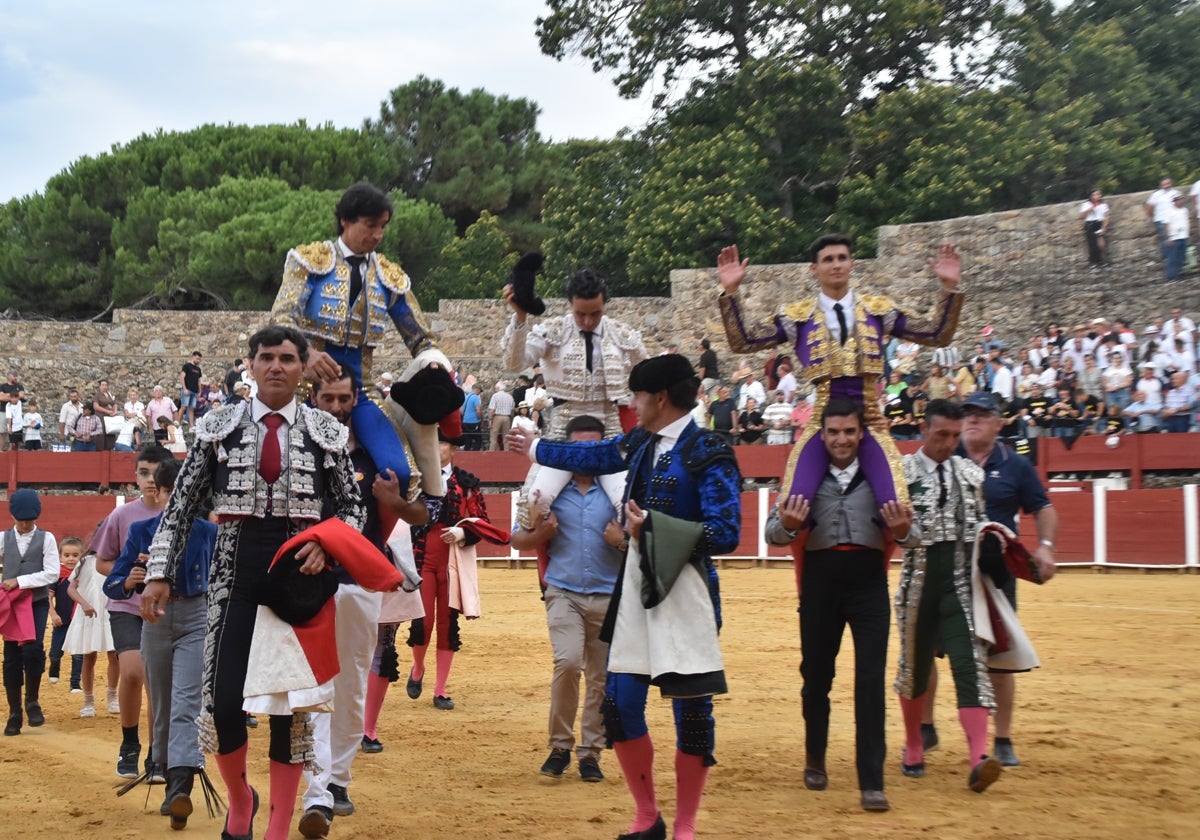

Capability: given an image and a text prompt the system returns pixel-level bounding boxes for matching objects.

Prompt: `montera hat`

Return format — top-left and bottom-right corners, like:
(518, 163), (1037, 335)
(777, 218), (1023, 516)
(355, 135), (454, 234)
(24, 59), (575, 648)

(509, 252), (547, 316)
(628, 356), (697, 393)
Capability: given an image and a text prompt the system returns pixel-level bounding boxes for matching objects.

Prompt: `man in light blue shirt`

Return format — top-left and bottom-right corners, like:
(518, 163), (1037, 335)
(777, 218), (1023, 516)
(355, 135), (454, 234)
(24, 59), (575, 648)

(512, 414), (625, 784)
(1123, 389), (1163, 433)
(461, 384), (483, 450)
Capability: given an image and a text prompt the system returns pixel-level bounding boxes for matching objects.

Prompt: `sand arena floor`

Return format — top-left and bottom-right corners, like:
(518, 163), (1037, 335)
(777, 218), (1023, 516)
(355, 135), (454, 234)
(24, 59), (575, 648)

(1, 569), (1196, 840)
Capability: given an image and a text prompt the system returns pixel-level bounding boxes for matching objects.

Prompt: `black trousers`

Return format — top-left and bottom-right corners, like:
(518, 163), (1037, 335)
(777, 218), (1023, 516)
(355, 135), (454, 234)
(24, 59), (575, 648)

(800, 547), (889, 791)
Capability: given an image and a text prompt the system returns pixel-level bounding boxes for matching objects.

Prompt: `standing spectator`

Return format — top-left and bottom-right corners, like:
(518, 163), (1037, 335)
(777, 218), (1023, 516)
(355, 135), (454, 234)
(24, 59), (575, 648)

(461, 384), (484, 451)
(1164, 193), (1190, 282)
(123, 387), (145, 422)
(762, 392), (794, 445)
(375, 371), (393, 403)
(145, 385), (177, 431)
(92, 380), (119, 451)
(776, 363), (798, 404)
(1061, 325), (1094, 372)
(921, 363), (956, 402)
(1047, 386), (1081, 438)
(932, 342), (963, 376)
(708, 385), (739, 445)
(736, 370), (766, 411)
(1102, 351), (1134, 412)
(696, 339), (720, 395)
(954, 359), (981, 400)
(488, 381), (515, 451)
(5, 392), (25, 450)
(0, 370), (25, 448)
(1078, 356), (1104, 401)
(738, 397), (765, 444)
(178, 351), (204, 426)
(1145, 177), (1181, 259)
(989, 358), (1015, 403)
(1136, 363), (1164, 404)
(790, 391), (814, 442)
(22, 399), (44, 450)
(71, 404), (103, 451)
(223, 358), (245, 397)
(1162, 372), (1196, 433)
(58, 388), (84, 444)
(1043, 323), (1066, 351)
(1161, 307), (1196, 348)
(1016, 361), (1041, 401)
(1079, 189), (1110, 269)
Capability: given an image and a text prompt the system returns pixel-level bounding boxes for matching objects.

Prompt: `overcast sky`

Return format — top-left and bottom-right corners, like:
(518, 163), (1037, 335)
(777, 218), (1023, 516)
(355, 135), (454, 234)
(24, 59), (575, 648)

(0, 0), (656, 203)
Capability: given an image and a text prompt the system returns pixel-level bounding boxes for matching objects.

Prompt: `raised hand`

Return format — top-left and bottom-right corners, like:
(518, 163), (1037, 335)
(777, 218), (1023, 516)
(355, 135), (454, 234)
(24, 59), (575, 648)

(717, 245), (749, 295)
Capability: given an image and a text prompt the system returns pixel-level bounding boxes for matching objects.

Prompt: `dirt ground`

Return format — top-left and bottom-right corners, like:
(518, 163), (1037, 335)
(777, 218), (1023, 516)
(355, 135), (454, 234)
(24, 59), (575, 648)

(1, 569), (1197, 840)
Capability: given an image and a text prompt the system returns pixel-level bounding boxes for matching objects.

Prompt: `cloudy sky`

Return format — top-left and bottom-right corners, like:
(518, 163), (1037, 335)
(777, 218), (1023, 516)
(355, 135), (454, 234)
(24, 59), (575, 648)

(0, 0), (657, 202)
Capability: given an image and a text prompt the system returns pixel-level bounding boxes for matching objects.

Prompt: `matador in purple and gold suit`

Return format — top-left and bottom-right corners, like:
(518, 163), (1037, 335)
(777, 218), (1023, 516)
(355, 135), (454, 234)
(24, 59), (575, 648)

(716, 236), (963, 509)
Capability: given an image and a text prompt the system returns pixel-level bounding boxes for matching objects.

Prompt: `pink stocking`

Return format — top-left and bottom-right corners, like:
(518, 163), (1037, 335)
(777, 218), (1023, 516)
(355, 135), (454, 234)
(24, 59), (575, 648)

(898, 694), (926, 765)
(363, 672), (389, 740)
(263, 760), (303, 840)
(411, 644), (428, 682)
(958, 706), (990, 766)
(674, 750), (710, 840)
(434, 648), (454, 697)
(613, 733), (658, 833)
(214, 743), (254, 835)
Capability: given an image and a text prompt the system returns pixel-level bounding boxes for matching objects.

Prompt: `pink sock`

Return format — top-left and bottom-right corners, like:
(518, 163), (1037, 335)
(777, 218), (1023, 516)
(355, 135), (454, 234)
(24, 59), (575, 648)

(363, 672), (389, 740)
(898, 694), (926, 765)
(214, 743), (253, 835)
(263, 760), (303, 840)
(674, 750), (710, 840)
(958, 706), (990, 766)
(411, 645), (428, 682)
(613, 734), (658, 833)
(434, 649), (454, 697)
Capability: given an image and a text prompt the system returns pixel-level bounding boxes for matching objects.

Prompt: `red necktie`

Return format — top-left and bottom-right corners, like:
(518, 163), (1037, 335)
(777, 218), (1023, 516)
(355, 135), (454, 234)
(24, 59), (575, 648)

(259, 413), (285, 485)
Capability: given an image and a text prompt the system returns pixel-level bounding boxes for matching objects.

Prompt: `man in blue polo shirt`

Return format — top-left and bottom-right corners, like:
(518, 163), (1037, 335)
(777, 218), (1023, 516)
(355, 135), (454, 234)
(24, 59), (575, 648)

(921, 390), (1058, 767)
(512, 414), (625, 783)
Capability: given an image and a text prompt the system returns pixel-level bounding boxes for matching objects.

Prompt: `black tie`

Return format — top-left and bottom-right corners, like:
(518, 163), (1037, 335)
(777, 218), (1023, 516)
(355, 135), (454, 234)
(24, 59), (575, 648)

(833, 303), (849, 346)
(937, 462), (948, 508)
(581, 330), (595, 372)
(347, 256), (365, 304)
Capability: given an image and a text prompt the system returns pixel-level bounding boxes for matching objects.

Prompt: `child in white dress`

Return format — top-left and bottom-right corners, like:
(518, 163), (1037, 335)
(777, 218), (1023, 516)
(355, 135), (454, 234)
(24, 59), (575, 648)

(63, 549), (119, 717)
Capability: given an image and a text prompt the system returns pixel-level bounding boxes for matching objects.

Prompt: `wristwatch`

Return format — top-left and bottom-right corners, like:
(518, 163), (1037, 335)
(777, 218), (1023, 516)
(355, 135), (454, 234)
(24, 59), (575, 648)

(1039, 539), (1055, 551)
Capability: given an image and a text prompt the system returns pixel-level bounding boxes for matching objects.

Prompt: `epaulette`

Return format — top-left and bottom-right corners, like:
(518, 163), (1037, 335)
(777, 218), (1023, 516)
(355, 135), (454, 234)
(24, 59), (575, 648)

(300, 404), (350, 452)
(540, 314), (578, 346)
(376, 256), (411, 295)
(196, 401), (249, 443)
(858, 293), (897, 316)
(682, 428), (738, 474)
(289, 241), (336, 274)
(782, 300), (817, 322)
(454, 466), (480, 491)
(601, 316), (646, 352)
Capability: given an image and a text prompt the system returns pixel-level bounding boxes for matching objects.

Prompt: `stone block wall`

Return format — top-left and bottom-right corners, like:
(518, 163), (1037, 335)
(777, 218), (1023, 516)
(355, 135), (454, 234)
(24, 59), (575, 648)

(4, 190), (1196, 438)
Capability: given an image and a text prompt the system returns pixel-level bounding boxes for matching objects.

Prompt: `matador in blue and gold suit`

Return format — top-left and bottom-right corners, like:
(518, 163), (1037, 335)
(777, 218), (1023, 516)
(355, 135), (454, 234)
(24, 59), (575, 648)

(271, 238), (437, 492)
(531, 417), (741, 766)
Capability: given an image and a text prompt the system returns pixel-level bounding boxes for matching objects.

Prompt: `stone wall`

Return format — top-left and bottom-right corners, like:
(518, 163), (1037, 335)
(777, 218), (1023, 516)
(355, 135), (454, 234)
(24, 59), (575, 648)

(4, 190), (1197, 437)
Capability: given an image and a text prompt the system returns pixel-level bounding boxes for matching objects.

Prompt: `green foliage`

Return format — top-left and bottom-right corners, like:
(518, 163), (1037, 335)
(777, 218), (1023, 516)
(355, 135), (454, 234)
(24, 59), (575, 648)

(366, 76), (564, 242)
(421, 211), (516, 308)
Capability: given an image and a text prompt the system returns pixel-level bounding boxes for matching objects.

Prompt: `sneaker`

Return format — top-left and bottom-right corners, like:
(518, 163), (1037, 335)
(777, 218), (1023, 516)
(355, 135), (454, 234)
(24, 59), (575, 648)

(116, 743), (141, 779)
(48, 676), (59, 684)
(361, 736), (384, 754)
(540, 748), (571, 778)
(298, 806), (333, 839)
(994, 738), (1021, 767)
(70, 687), (83, 694)
(146, 759), (166, 785)
(80, 702), (96, 718)
(107, 692), (120, 714)
(578, 757), (604, 782)
(921, 723), (939, 753)
(328, 783), (355, 817)
(245, 712), (259, 729)
(432, 694), (454, 710)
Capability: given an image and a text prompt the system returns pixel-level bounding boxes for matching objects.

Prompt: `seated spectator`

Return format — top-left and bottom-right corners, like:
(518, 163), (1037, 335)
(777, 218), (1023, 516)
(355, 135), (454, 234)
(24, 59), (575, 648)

(884, 391), (918, 440)
(1023, 389), (1052, 438)
(1136, 363), (1164, 404)
(1102, 404), (1126, 436)
(1075, 387), (1102, 435)
(1123, 389), (1163, 433)
(1038, 354), (1062, 397)
(738, 397), (765, 444)
(954, 359), (981, 400)
(1047, 385), (1081, 438)
(1016, 361), (1041, 400)
(1162, 372), (1197, 433)
(113, 415), (145, 452)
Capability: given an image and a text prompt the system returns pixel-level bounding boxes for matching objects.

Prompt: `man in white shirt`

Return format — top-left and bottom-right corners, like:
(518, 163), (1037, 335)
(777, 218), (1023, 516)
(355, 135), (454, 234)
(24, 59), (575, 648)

(58, 388), (84, 444)
(1160, 308), (1196, 352)
(5, 395), (25, 451)
(1164, 193), (1190, 282)
(989, 358), (1015, 403)
(1145, 177), (1182, 259)
(736, 370), (767, 410)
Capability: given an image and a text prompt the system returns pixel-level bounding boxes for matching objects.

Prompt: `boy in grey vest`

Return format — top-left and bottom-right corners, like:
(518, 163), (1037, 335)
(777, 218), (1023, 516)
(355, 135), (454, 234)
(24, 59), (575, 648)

(1, 489), (60, 735)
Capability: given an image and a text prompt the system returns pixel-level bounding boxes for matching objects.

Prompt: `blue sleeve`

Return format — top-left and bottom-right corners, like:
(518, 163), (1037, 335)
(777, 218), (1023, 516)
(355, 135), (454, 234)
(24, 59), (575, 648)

(1015, 456), (1050, 515)
(386, 293), (436, 358)
(696, 450), (743, 558)
(103, 519), (153, 601)
(536, 437), (630, 476)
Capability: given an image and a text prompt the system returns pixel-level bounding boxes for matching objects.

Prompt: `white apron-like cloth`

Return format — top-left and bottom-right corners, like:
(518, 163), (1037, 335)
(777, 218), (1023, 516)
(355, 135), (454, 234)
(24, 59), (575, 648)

(972, 570), (1040, 672)
(243, 605), (335, 715)
(448, 540), (481, 619)
(607, 542), (723, 695)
